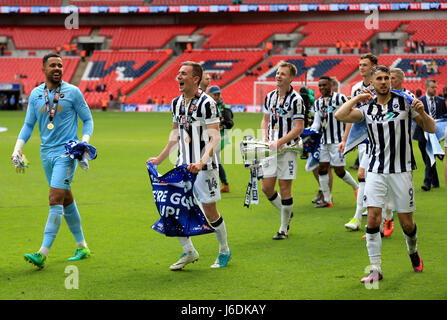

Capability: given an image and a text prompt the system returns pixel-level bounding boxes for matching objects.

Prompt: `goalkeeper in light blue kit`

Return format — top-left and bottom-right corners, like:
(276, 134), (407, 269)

(11, 53), (94, 269)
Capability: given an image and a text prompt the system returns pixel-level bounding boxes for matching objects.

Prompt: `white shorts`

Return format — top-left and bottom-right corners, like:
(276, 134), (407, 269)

(363, 171), (415, 213)
(319, 143), (345, 167)
(262, 151), (298, 180)
(194, 169), (221, 204)
(358, 143), (369, 169)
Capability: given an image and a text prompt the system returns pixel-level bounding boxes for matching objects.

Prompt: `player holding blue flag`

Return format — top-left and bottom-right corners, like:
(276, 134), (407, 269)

(11, 53), (94, 269)
(148, 61), (231, 270)
(147, 162), (214, 237)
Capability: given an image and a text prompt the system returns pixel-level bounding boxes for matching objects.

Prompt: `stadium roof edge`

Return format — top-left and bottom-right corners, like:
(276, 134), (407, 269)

(0, 3), (447, 14)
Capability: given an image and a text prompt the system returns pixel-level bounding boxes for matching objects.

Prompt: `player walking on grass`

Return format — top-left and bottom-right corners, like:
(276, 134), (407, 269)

(335, 65), (435, 283)
(11, 53), (93, 269)
(311, 76), (358, 208)
(148, 61), (231, 270)
(260, 61), (304, 240)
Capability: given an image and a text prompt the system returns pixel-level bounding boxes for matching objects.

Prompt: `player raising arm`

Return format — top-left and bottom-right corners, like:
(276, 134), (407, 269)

(335, 65), (434, 283)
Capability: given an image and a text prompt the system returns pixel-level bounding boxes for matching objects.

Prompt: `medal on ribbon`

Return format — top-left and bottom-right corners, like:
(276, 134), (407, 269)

(44, 84), (61, 130)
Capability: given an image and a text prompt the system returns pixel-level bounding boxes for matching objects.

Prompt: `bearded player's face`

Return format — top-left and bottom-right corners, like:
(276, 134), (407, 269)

(43, 57), (63, 85)
(372, 71), (391, 96)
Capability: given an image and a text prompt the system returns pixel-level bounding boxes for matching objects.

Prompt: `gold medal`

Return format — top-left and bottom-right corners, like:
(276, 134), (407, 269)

(47, 123), (54, 130)
(274, 125), (279, 131)
(185, 136), (191, 143)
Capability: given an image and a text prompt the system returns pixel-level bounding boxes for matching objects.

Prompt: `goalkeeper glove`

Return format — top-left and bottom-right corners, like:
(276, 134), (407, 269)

(12, 151), (30, 174)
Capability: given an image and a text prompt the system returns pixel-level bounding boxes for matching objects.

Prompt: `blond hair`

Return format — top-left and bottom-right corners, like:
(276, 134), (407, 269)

(390, 67), (405, 80)
(278, 61), (297, 78)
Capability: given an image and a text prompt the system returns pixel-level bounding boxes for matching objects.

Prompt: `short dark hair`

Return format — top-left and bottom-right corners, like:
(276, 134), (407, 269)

(43, 53), (62, 66)
(425, 78), (436, 88)
(371, 65), (390, 77)
(319, 75), (332, 82)
(360, 53), (378, 66)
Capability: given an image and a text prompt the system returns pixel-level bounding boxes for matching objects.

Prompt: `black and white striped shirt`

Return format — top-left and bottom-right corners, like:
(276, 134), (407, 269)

(351, 81), (370, 98)
(312, 92), (347, 145)
(359, 91), (420, 174)
(263, 86), (304, 147)
(172, 91), (220, 171)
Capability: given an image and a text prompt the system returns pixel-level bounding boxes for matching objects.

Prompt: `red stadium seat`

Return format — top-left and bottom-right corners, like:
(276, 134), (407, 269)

(127, 49), (265, 104)
(78, 50), (170, 107)
(222, 55), (360, 105)
(99, 25), (197, 50)
(0, 57), (79, 96)
(70, 0), (143, 5)
(0, 0), (60, 5)
(0, 26), (92, 50)
(405, 20), (447, 46)
(200, 22), (301, 49)
(297, 20), (402, 48)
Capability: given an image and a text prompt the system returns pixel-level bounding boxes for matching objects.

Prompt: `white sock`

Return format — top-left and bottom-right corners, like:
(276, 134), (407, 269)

(354, 181), (366, 222)
(366, 228), (382, 271)
(341, 170), (359, 190)
(268, 192), (282, 212)
(77, 240), (87, 248)
(39, 246), (50, 257)
(318, 173), (331, 202)
(404, 225), (418, 255)
(279, 198), (293, 234)
(211, 216), (229, 254)
(177, 237), (196, 255)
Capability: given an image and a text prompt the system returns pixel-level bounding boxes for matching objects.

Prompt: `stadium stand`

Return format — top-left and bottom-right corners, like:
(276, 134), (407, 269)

(70, 0), (144, 5)
(99, 26), (197, 50)
(222, 55), (360, 105)
(298, 21), (402, 48)
(78, 50), (170, 107)
(1, 16), (446, 107)
(0, 57), (79, 95)
(200, 22), (301, 49)
(0, 26), (92, 50)
(150, 0), (434, 3)
(151, 0), (230, 4)
(0, 0), (60, 5)
(405, 20), (447, 47)
(0, 0), (438, 5)
(127, 49), (265, 104)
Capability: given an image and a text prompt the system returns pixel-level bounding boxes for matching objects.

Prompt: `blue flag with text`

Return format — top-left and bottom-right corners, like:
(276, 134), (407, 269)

(147, 162), (214, 237)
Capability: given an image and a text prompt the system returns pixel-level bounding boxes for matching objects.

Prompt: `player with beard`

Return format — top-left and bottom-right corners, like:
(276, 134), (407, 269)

(12, 53), (94, 268)
(336, 65), (435, 283)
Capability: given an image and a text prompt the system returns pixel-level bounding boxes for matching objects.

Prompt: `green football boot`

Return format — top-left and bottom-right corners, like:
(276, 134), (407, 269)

(68, 247), (91, 261)
(24, 252), (46, 269)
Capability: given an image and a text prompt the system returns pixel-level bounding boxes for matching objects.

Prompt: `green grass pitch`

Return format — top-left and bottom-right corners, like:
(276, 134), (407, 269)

(1, 110), (447, 300)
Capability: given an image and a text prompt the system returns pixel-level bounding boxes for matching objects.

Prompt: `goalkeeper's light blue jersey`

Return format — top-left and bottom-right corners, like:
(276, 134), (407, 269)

(18, 81), (93, 154)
